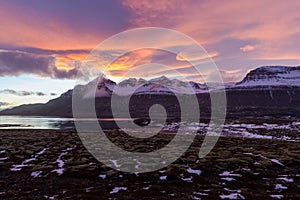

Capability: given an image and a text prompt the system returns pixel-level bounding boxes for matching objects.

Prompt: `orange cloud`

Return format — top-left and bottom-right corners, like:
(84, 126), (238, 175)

(107, 49), (153, 71)
(104, 49), (199, 80)
(55, 53), (88, 70)
(176, 51), (218, 61)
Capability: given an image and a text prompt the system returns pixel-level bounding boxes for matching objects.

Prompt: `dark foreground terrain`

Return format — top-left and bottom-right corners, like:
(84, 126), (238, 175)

(0, 129), (299, 199)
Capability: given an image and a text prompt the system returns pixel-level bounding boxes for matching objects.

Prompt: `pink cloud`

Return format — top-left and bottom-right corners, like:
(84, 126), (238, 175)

(122, 0), (300, 61)
(240, 44), (256, 52)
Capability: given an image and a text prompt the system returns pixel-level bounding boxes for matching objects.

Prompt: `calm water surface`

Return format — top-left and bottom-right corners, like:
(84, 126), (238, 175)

(0, 116), (136, 130)
(0, 116), (75, 129)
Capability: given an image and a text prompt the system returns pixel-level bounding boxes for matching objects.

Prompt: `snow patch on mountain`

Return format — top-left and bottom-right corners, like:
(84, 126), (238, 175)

(116, 76), (208, 96)
(236, 66), (300, 87)
(82, 76), (209, 98)
(82, 76), (116, 98)
(80, 66), (300, 98)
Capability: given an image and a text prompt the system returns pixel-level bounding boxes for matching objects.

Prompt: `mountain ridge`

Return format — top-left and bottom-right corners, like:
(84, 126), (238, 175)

(80, 65), (300, 98)
(1, 66), (300, 118)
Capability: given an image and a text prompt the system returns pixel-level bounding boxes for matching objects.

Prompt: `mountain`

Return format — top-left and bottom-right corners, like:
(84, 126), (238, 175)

(82, 76), (116, 98)
(81, 75), (208, 98)
(0, 90), (74, 117)
(1, 66), (300, 118)
(235, 66), (300, 87)
(81, 66), (300, 98)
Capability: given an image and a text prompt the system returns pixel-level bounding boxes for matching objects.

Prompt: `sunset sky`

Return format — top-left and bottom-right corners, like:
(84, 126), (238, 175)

(1, 0), (300, 108)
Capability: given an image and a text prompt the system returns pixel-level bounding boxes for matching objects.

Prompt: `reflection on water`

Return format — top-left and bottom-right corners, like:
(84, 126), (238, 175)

(0, 116), (136, 130)
(0, 116), (75, 130)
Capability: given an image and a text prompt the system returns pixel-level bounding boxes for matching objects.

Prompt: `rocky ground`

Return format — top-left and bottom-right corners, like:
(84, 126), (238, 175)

(0, 129), (299, 199)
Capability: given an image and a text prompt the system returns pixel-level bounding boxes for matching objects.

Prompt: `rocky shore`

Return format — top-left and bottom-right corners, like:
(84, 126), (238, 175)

(0, 129), (299, 199)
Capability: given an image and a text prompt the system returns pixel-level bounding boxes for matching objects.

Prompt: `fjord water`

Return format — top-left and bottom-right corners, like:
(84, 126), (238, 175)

(0, 116), (134, 130)
(0, 116), (74, 130)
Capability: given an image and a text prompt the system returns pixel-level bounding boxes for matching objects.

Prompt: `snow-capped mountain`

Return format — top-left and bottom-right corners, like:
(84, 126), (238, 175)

(82, 76), (116, 98)
(117, 76), (208, 95)
(82, 75), (208, 98)
(81, 66), (300, 98)
(236, 66), (300, 87)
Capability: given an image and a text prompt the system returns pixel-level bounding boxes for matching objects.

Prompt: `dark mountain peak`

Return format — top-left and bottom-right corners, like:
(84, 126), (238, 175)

(97, 76), (116, 85)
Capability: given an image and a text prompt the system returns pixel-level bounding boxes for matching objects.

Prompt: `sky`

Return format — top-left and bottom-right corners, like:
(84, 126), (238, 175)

(1, 0), (300, 108)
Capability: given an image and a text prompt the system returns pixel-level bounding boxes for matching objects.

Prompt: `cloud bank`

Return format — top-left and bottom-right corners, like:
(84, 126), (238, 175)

(0, 89), (54, 96)
(0, 101), (10, 107)
(0, 50), (78, 79)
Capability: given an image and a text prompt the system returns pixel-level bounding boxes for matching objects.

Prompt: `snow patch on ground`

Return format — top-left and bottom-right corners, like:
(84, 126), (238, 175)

(219, 171), (242, 177)
(276, 177), (293, 183)
(274, 184), (287, 190)
(85, 187), (94, 193)
(110, 187), (127, 194)
(219, 193), (245, 199)
(110, 160), (121, 168)
(10, 148), (47, 171)
(31, 171), (42, 178)
(224, 188), (241, 193)
(187, 167), (201, 175)
(270, 194), (284, 199)
(270, 159), (284, 166)
(99, 174), (106, 179)
(0, 157), (8, 161)
(193, 191), (209, 196)
(51, 147), (73, 176)
(243, 153), (284, 166)
(221, 177), (235, 182)
(180, 174), (193, 182)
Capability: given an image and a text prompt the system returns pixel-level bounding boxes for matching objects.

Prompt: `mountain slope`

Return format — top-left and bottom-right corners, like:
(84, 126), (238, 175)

(236, 66), (300, 87)
(0, 90), (73, 117)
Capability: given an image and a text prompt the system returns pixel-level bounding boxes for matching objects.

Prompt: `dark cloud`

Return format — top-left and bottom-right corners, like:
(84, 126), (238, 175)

(50, 93), (57, 96)
(36, 92), (47, 96)
(0, 101), (10, 107)
(0, 89), (34, 96)
(0, 89), (48, 96)
(0, 50), (78, 79)
(7, 46), (90, 56)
